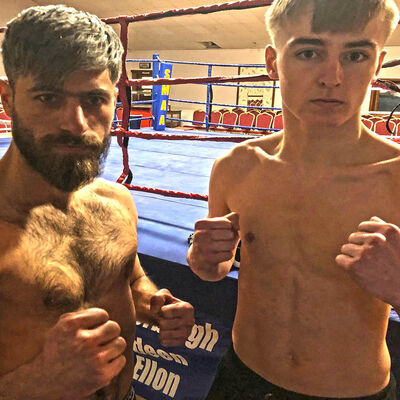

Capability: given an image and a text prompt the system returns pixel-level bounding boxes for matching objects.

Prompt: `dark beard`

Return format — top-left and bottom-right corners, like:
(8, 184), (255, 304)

(11, 110), (110, 192)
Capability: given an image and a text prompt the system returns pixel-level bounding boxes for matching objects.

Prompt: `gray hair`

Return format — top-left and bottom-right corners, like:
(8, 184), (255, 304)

(2, 5), (124, 87)
(266, 0), (400, 46)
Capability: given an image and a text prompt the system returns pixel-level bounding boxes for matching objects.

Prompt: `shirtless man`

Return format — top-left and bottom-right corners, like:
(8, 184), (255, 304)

(187, 0), (400, 398)
(0, 6), (194, 400)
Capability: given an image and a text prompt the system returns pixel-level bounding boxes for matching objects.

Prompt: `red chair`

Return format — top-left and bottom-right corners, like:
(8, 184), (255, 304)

(221, 111), (238, 129)
(374, 119), (396, 135)
(210, 111), (222, 129)
(249, 109), (260, 118)
(238, 112), (255, 130)
(361, 118), (374, 130)
(192, 110), (206, 127)
(0, 110), (10, 120)
(272, 113), (284, 130)
(255, 113), (274, 131)
(367, 117), (383, 130)
(233, 108), (244, 117)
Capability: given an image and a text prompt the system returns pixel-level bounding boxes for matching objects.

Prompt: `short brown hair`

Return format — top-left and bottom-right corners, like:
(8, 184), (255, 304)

(2, 5), (123, 88)
(266, 0), (399, 46)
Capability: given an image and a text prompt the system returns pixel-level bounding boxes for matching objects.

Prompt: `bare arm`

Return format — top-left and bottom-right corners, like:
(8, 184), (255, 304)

(129, 255), (159, 325)
(0, 361), (52, 400)
(123, 189), (195, 345)
(187, 157), (240, 281)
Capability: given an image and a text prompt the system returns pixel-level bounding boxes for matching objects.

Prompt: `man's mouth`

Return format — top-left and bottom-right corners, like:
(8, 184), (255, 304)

(53, 143), (94, 153)
(311, 98), (344, 106)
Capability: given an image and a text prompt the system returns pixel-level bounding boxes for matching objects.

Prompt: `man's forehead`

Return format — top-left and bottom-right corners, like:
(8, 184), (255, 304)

(23, 69), (115, 92)
(277, 11), (385, 49)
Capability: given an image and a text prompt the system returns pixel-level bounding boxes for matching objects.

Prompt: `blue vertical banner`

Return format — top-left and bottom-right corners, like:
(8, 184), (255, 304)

(153, 62), (173, 131)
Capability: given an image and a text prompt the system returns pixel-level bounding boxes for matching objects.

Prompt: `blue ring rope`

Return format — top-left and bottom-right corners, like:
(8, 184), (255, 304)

(198, 82), (278, 89)
(168, 98), (282, 111)
(126, 59), (265, 68)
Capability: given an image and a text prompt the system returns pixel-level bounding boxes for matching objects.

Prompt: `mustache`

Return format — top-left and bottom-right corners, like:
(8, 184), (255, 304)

(41, 133), (105, 148)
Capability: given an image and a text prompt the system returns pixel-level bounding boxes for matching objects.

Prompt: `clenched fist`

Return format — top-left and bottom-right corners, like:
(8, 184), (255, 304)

(188, 212), (240, 281)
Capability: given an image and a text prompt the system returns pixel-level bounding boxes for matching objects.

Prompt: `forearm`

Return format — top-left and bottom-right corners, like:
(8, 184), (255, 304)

(130, 274), (159, 325)
(0, 358), (56, 400)
(187, 244), (232, 281)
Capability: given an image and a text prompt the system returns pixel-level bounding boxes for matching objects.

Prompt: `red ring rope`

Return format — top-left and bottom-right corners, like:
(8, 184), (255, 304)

(112, 128), (252, 142)
(127, 74), (273, 87)
(102, 1), (273, 25)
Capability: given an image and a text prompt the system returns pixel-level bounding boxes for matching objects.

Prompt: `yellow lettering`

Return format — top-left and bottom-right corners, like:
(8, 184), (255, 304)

(164, 69), (171, 78)
(160, 100), (167, 111)
(161, 85), (170, 96)
(159, 115), (165, 126)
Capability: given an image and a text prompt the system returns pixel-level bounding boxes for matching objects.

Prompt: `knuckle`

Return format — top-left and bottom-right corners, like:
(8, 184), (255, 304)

(58, 316), (78, 332)
(348, 233), (356, 241)
(383, 225), (396, 237)
(92, 352), (105, 366)
(194, 219), (208, 230)
(77, 330), (94, 347)
(367, 235), (383, 246)
(118, 336), (127, 350)
(107, 320), (121, 335)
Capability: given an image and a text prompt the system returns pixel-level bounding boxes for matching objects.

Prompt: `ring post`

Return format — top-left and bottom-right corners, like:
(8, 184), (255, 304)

(205, 65), (213, 132)
(153, 62), (173, 131)
(152, 54), (160, 129)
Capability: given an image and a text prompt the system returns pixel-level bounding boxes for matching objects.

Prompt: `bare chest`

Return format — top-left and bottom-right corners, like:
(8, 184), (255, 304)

(229, 164), (399, 270)
(0, 199), (137, 315)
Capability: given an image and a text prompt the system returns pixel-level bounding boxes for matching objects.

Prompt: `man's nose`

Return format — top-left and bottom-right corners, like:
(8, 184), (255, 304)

(318, 58), (344, 88)
(59, 99), (89, 135)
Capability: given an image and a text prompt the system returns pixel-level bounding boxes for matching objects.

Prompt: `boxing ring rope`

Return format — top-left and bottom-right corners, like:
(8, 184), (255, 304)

(102, 0), (273, 25)
(98, 1), (280, 188)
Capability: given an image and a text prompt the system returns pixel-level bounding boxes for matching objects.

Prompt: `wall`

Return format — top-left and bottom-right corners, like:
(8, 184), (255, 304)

(127, 48), (267, 122)
(129, 46), (400, 122)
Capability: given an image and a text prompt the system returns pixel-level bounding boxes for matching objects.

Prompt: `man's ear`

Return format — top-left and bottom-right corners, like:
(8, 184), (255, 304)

(265, 45), (279, 80)
(0, 79), (13, 117)
(373, 49), (387, 81)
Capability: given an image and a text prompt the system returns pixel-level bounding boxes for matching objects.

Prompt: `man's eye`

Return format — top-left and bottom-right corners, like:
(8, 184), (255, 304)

(86, 95), (106, 106)
(36, 94), (59, 103)
(346, 51), (368, 63)
(296, 50), (319, 60)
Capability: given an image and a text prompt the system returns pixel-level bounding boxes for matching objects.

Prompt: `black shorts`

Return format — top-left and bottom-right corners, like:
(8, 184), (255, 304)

(205, 345), (396, 400)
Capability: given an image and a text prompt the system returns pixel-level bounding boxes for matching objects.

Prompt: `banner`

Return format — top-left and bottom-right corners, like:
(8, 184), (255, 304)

(153, 63), (173, 131)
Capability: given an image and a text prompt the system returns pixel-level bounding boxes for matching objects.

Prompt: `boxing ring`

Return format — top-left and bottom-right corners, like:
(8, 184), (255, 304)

(1, 0), (400, 399)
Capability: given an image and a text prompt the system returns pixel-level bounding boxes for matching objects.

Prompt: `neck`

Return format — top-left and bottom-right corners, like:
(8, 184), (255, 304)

(0, 142), (73, 221)
(277, 109), (365, 167)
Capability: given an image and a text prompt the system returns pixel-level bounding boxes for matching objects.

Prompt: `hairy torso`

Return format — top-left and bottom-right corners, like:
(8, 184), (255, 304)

(0, 181), (137, 400)
(217, 134), (400, 397)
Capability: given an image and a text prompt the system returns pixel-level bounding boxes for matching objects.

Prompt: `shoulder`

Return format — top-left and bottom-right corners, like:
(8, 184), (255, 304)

(0, 220), (23, 273)
(212, 132), (283, 177)
(76, 178), (138, 222)
(365, 133), (400, 167)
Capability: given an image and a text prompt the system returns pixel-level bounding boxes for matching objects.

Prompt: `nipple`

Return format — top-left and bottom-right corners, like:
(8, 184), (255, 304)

(244, 231), (255, 243)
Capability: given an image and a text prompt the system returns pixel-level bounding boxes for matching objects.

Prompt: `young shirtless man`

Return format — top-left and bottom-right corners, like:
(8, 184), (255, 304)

(187, 0), (400, 398)
(0, 6), (194, 400)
